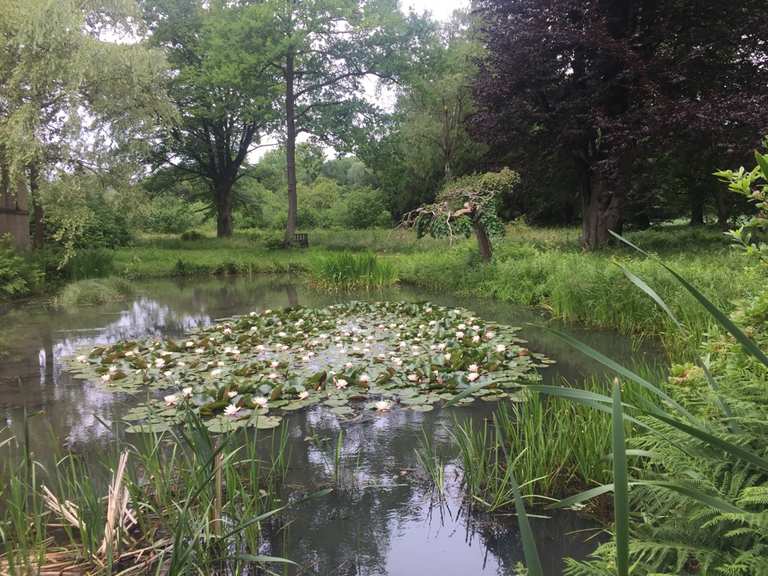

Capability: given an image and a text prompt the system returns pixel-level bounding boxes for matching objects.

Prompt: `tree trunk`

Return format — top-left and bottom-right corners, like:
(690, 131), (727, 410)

(581, 168), (623, 250)
(29, 162), (44, 249)
(471, 218), (493, 261)
(689, 193), (705, 226)
(284, 50), (298, 245)
(215, 180), (234, 237)
(714, 187), (731, 231)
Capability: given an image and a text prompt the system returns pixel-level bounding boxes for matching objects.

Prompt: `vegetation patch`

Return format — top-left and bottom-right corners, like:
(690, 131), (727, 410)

(64, 301), (551, 433)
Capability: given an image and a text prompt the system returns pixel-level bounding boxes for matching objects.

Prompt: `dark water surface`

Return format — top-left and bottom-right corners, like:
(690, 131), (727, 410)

(0, 276), (663, 575)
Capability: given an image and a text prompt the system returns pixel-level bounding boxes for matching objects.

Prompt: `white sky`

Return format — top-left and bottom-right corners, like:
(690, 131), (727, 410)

(401, 0), (470, 21)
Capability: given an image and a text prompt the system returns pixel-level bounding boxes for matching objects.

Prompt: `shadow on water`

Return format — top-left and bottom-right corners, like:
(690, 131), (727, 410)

(0, 275), (662, 575)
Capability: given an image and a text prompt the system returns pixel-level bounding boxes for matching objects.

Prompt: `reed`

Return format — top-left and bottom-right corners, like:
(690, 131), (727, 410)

(309, 252), (398, 290)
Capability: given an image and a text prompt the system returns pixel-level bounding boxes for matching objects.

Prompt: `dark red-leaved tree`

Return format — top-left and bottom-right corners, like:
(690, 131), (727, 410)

(468, 0), (768, 248)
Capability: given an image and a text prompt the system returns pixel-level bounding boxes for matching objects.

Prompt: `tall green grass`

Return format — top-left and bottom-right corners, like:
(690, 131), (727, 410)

(309, 252), (398, 290)
(0, 410), (298, 575)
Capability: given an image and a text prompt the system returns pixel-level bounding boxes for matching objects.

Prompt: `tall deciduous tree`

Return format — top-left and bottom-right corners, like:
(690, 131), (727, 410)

(0, 0), (168, 248)
(469, 0), (768, 249)
(267, 0), (427, 243)
(142, 0), (280, 237)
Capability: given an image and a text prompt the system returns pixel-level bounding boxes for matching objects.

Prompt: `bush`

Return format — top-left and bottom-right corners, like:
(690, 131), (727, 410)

(310, 252), (397, 290)
(180, 230), (205, 241)
(0, 236), (42, 299)
(141, 196), (205, 234)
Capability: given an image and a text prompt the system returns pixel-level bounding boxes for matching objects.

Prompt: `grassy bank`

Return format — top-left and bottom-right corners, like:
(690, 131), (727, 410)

(108, 224), (752, 359)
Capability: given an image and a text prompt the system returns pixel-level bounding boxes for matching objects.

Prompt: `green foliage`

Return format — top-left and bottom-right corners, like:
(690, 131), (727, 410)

(55, 277), (133, 307)
(140, 195), (205, 234)
(0, 236), (41, 299)
(310, 252), (398, 290)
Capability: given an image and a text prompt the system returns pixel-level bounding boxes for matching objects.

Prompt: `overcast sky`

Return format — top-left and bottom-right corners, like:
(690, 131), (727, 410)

(401, 0), (470, 22)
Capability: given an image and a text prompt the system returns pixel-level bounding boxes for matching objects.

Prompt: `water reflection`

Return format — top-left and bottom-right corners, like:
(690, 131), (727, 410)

(0, 276), (652, 575)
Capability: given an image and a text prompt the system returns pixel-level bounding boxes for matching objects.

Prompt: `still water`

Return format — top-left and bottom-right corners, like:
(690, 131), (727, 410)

(0, 276), (662, 575)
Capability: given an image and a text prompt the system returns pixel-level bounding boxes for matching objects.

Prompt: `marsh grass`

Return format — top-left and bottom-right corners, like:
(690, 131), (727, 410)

(0, 410), (296, 575)
(309, 252), (398, 290)
(55, 277), (134, 307)
(450, 375), (655, 513)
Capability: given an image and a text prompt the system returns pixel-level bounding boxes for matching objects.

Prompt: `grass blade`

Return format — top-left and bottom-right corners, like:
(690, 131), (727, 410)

(612, 380), (630, 576)
(509, 472), (543, 576)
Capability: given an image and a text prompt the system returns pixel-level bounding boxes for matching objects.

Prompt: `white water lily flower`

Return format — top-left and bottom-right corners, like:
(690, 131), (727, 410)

(163, 370), (172, 377)
(155, 358), (166, 368)
(280, 345), (289, 351)
(264, 309), (272, 314)
(268, 372), (279, 380)
(217, 361), (225, 367)
(164, 394), (178, 406)
(178, 361), (186, 367)
(359, 374), (371, 385)
(302, 355), (312, 362)
(210, 368), (222, 377)
(195, 347), (205, 354)
(228, 391), (238, 398)
(253, 396), (268, 408)
(425, 307), (433, 313)
(185, 341), (195, 348)
(393, 357), (403, 367)
(374, 400), (392, 412)
(277, 331), (288, 338)
(76, 355), (88, 362)
(224, 403), (241, 416)
(469, 363), (479, 372)
(485, 331), (496, 340)
(495, 344), (507, 353)
(407, 374), (418, 382)
(457, 323), (467, 330)
(455, 331), (465, 339)
(101, 374), (111, 382)
(352, 346), (361, 352)
(108, 365), (118, 373)
(352, 336), (359, 342)
(345, 362), (354, 369)
(437, 342), (447, 351)
(399, 341), (407, 348)
(256, 344), (266, 351)
(472, 335), (481, 343)
(444, 353), (452, 361)
(335, 378), (348, 389)
(467, 372), (480, 382)
(296, 318), (304, 326)
(270, 360), (280, 368)
(298, 390), (310, 400)
(182, 387), (193, 398)
(125, 350), (135, 357)
(428, 320), (437, 326)
(249, 311), (258, 317)
(223, 328), (232, 335)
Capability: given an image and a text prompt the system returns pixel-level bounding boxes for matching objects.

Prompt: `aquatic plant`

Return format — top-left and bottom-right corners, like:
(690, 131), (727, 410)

(0, 410), (300, 575)
(64, 301), (550, 433)
(55, 277), (134, 307)
(309, 251), (398, 290)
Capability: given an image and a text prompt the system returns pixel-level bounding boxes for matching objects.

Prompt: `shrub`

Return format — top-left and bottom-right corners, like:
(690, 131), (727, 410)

(141, 196), (205, 234)
(0, 236), (42, 299)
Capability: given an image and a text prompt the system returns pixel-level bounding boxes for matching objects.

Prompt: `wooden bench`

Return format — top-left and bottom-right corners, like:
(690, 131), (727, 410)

(295, 233), (309, 248)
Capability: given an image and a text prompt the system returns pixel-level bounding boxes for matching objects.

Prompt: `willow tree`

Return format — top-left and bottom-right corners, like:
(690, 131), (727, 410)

(403, 168), (518, 261)
(0, 0), (169, 250)
(141, 0), (280, 237)
(267, 0), (428, 244)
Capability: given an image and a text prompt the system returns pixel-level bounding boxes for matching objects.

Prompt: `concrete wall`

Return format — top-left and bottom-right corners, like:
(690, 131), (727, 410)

(0, 174), (30, 250)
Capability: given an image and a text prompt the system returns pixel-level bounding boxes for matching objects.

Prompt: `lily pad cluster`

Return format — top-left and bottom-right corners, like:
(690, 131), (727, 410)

(64, 301), (552, 433)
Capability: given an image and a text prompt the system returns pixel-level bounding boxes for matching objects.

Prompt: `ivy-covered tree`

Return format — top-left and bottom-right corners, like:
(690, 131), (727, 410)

(469, 0), (768, 249)
(141, 0), (280, 237)
(403, 168), (518, 261)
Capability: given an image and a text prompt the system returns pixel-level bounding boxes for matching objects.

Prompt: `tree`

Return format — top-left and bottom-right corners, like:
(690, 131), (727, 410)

(469, 0), (768, 249)
(403, 168), (518, 261)
(266, 0), (427, 244)
(360, 11), (485, 218)
(0, 0), (168, 249)
(142, 0), (280, 237)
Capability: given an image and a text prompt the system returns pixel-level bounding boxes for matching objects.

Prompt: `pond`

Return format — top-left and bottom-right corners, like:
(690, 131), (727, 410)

(0, 276), (664, 575)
